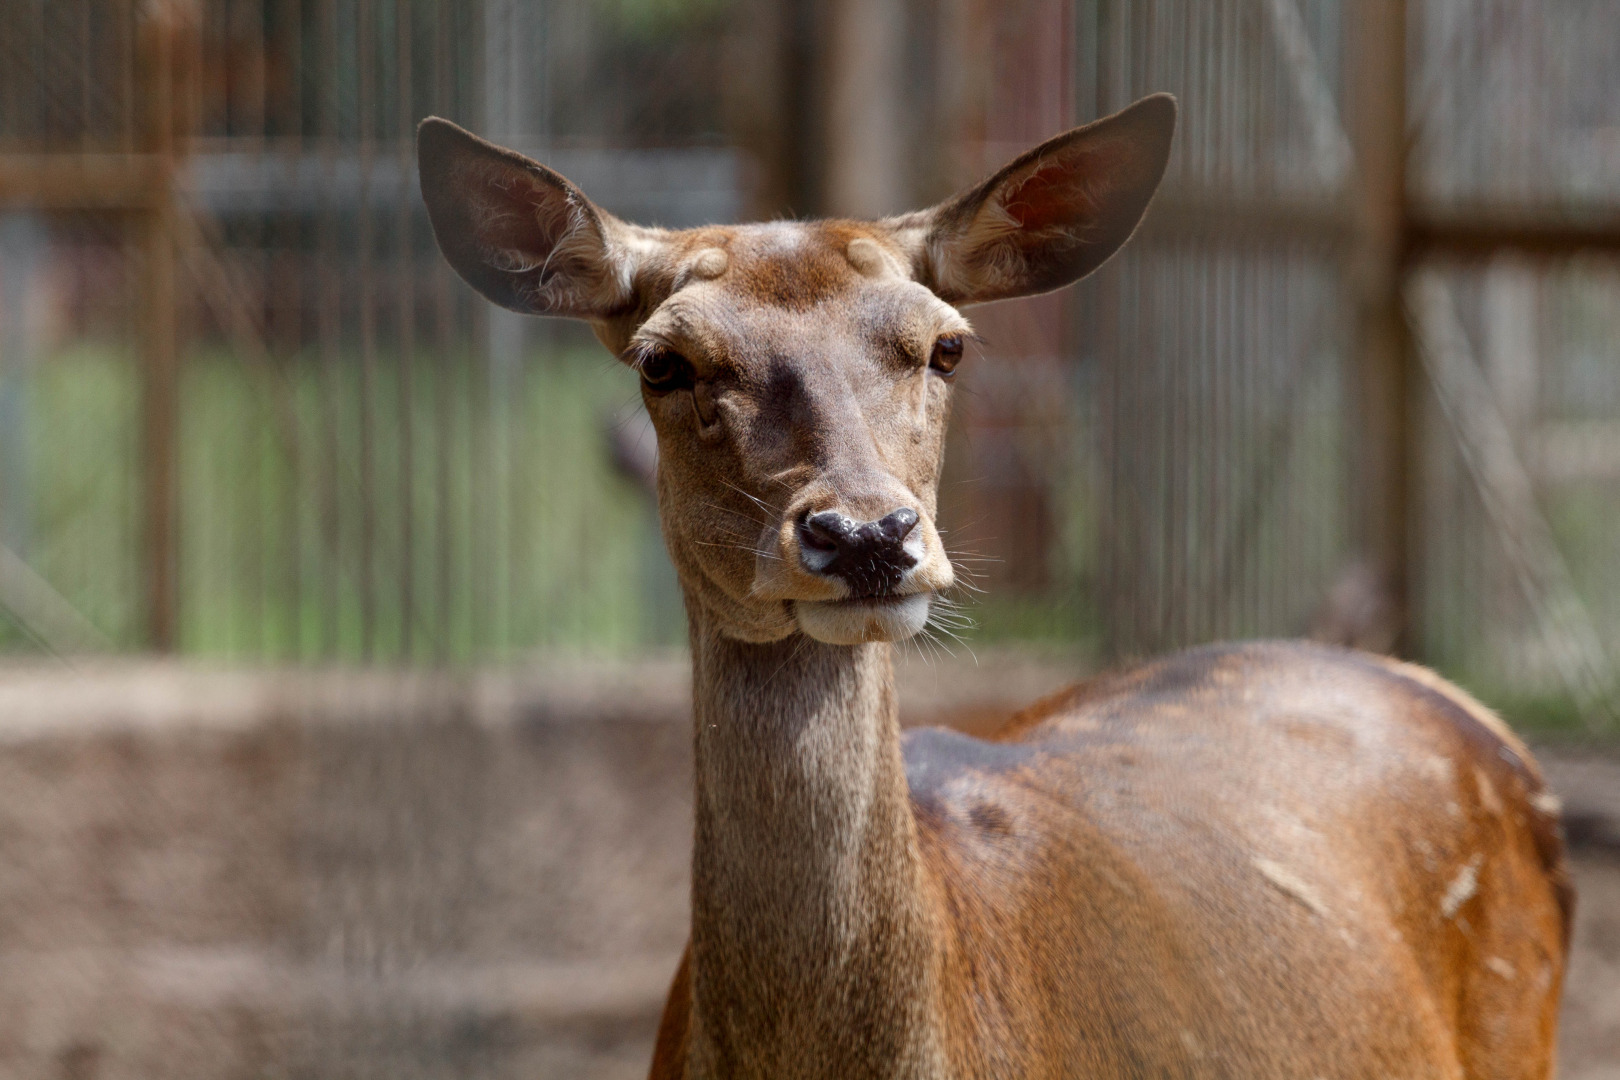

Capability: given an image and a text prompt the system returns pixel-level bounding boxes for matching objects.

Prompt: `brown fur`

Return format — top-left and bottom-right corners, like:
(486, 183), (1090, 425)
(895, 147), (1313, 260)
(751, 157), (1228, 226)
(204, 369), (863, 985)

(417, 95), (1569, 1080)
(647, 642), (1570, 1079)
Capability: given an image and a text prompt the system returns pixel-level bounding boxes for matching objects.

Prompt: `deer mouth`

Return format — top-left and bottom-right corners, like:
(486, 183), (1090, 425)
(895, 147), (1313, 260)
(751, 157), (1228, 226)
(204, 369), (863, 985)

(831, 591), (917, 606)
(793, 592), (932, 644)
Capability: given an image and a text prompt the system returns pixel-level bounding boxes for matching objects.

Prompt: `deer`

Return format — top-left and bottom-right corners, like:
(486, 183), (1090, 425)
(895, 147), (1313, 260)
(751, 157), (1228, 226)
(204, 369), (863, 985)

(417, 94), (1571, 1080)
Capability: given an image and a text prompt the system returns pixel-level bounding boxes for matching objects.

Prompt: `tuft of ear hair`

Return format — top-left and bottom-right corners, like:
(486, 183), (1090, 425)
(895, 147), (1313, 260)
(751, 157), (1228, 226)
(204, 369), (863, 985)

(417, 117), (641, 320)
(897, 93), (1177, 306)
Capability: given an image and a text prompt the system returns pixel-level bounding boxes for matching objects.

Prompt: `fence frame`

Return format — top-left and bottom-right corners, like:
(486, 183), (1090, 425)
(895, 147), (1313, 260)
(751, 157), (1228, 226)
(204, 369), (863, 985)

(3, 0), (1620, 660)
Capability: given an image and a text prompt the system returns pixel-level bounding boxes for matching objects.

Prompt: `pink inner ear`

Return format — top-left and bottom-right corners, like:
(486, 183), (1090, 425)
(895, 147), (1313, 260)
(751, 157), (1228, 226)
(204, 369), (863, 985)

(465, 161), (560, 261)
(1000, 147), (1115, 235)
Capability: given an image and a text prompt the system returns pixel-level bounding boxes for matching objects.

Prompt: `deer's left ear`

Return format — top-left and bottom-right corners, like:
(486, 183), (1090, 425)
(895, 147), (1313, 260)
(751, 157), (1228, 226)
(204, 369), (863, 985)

(418, 117), (656, 321)
(897, 94), (1176, 306)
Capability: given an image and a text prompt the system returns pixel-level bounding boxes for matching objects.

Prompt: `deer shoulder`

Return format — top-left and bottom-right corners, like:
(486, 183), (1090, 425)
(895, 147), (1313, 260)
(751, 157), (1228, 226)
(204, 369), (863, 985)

(903, 640), (1571, 1077)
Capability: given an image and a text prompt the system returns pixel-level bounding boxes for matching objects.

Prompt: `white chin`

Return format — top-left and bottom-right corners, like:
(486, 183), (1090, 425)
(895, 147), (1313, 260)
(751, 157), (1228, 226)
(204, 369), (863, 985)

(793, 595), (932, 645)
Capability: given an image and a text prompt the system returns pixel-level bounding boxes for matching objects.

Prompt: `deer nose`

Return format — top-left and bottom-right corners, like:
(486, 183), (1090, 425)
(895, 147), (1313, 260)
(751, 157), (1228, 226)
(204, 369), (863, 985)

(797, 508), (920, 595)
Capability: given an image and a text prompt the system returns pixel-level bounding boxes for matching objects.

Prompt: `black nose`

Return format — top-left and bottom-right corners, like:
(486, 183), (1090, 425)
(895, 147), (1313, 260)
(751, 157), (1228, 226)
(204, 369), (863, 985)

(797, 508), (920, 595)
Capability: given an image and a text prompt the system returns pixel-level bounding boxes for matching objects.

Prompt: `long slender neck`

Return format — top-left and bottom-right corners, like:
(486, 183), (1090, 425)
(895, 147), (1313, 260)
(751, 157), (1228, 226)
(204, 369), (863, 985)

(685, 612), (943, 1079)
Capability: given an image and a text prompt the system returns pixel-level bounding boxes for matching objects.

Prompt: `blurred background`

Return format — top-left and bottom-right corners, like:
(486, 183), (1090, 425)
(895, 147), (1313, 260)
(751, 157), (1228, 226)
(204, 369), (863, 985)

(0, 0), (1617, 1076)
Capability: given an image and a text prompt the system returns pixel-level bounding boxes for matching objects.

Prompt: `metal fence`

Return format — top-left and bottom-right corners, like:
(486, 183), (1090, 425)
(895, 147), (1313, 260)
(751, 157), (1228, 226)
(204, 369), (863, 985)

(0, 0), (727, 661)
(0, 0), (1616, 724)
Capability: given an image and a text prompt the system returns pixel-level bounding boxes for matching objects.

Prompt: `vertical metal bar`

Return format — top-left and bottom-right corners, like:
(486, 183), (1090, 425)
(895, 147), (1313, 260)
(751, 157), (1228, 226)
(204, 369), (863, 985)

(79, 0), (93, 152)
(1212, 240), (1232, 636)
(1281, 248), (1299, 632)
(480, 0), (514, 656)
(357, 0), (377, 660)
(244, 0), (268, 658)
(1346, 0), (1414, 652)
(139, 6), (180, 652)
(119, 0), (137, 152)
(318, 0), (342, 658)
(395, 0), (416, 659)
(1243, 244), (1261, 633)
(0, 218), (41, 582)
(469, 0), (490, 659)
(278, 0), (304, 659)
(433, 0), (455, 661)
(468, 264), (489, 660)
(1201, 235), (1221, 640)
(1166, 238), (1186, 646)
(1094, 0), (1121, 650)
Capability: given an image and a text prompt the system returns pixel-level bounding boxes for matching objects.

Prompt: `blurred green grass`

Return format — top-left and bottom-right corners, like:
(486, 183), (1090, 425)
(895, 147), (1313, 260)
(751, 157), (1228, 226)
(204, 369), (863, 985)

(2, 343), (681, 659)
(0, 344), (1612, 744)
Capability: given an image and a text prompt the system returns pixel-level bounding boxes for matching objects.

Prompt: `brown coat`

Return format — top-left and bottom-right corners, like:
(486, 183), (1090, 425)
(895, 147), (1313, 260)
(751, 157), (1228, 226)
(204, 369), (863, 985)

(416, 95), (1569, 1080)
(651, 640), (1569, 1079)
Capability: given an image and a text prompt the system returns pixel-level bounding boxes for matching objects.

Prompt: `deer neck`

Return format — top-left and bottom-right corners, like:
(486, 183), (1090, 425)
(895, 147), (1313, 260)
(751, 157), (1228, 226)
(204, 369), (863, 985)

(685, 613), (945, 1079)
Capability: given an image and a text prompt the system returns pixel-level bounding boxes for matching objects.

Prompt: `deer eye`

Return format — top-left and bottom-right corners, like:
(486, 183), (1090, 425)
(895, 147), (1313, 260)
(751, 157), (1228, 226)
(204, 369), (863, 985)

(639, 347), (693, 393)
(930, 335), (964, 377)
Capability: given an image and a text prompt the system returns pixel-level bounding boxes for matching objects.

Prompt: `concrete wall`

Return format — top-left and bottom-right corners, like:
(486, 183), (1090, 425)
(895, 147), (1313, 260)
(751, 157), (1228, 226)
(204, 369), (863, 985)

(0, 661), (698, 1080)
(2, 656), (1615, 1079)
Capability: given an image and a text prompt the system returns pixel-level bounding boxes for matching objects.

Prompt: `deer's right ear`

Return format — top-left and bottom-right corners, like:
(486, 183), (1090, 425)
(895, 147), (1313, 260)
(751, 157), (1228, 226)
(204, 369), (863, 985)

(896, 94), (1176, 307)
(417, 118), (643, 320)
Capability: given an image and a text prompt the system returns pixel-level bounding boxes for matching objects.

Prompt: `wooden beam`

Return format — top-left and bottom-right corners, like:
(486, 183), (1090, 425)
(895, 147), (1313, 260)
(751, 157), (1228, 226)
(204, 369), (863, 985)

(0, 154), (166, 211)
(1141, 189), (1353, 247)
(1345, 0), (1416, 654)
(140, 202), (179, 652)
(1408, 206), (1620, 260)
(822, 0), (908, 217)
(138, 8), (183, 652)
(1138, 196), (1620, 260)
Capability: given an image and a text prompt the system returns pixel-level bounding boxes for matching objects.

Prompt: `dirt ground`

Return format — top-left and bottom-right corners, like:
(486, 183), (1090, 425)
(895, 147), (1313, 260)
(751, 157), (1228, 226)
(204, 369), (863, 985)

(0, 661), (1613, 1078)
(1563, 855), (1620, 1079)
(1542, 748), (1620, 1079)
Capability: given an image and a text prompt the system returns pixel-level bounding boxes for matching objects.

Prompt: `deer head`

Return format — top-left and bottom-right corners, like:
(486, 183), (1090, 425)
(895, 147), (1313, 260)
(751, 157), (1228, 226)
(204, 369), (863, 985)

(419, 95), (1175, 647)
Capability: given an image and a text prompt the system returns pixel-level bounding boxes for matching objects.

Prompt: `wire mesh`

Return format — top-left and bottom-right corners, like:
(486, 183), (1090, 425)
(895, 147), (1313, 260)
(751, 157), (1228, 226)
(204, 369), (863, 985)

(0, 0), (1612, 724)
(3, 3), (1620, 1078)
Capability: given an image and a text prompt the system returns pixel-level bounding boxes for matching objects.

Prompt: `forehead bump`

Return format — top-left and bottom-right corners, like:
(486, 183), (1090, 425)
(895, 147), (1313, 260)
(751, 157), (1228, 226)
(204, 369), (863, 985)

(691, 247), (729, 279)
(846, 236), (898, 278)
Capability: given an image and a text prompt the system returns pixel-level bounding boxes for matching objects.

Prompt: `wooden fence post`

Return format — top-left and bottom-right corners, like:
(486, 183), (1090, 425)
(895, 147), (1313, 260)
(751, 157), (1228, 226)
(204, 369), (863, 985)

(139, 4), (184, 651)
(1346, 0), (1416, 651)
